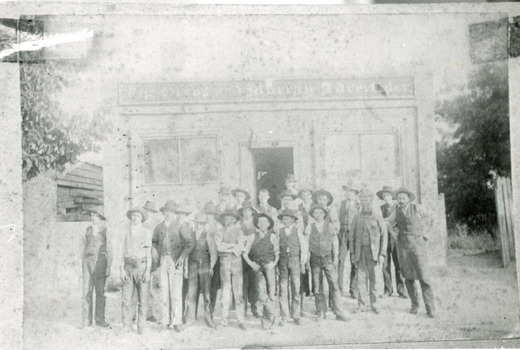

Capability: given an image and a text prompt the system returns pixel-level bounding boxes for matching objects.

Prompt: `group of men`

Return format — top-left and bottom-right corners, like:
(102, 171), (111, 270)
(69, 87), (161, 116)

(80, 174), (436, 335)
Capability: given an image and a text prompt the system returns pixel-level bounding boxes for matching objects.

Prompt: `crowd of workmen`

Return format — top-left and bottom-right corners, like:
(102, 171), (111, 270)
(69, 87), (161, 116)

(80, 174), (435, 334)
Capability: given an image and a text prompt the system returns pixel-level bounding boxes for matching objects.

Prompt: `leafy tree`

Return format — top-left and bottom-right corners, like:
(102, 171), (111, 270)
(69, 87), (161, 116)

(21, 60), (111, 180)
(436, 62), (510, 233)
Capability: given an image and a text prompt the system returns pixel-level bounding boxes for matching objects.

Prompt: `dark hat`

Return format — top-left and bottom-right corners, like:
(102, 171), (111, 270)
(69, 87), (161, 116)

(309, 204), (328, 219)
(376, 186), (395, 200)
(203, 201), (220, 216)
(219, 209), (240, 221)
(193, 212), (208, 224)
(160, 200), (177, 213)
(231, 188), (251, 201)
(393, 187), (416, 202)
(85, 207), (106, 220)
(253, 213), (275, 231)
(126, 207), (147, 222)
(218, 186), (231, 196)
(277, 189), (298, 201)
(342, 180), (360, 194)
(277, 208), (299, 221)
(358, 187), (374, 198)
(238, 200), (257, 217)
(312, 189), (334, 207)
(143, 201), (158, 213)
(285, 173), (297, 183)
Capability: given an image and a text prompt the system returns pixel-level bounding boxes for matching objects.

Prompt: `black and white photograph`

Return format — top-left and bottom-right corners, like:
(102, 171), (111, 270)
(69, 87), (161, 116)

(0, 2), (519, 349)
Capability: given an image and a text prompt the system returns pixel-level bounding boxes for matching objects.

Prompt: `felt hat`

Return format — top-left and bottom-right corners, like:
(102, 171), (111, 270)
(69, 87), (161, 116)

(231, 187), (251, 201)
(143, 201), (158, 213)
(298, 183), (314, 198)
(342, 180), (360, 194)
(309, 204), (328, 219)
(312, 189), (334, 207)
(160, 200), (177, 213)
(218, 186), (231, 196)
(85, 207), (106, 221)
(238, 200), (258, 217)
(126, 207), (147, 222)
(285, 173), (297, 183)
(277, 208), (299, 221)
(376, 186), (395, 200)
(219, 209), (240, 221)
(193, 212), (208, 224)
(174, 203), (193, 215)
(393, 187), (416, 202)
(203, 201), (220, 216)
(277, 189), (298, 201)
(253, 213), (275, 231)
(358, 187), (374, 198)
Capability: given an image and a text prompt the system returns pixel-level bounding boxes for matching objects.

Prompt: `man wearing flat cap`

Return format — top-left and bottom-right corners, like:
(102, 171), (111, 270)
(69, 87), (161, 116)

(120, 206), (152, 334)
(386, 188), (435, 318)
(338, 181), (361, 299)
(152, 200), (194, 332)
(377, 186), (407, 299)
(350, 188), (387, 314)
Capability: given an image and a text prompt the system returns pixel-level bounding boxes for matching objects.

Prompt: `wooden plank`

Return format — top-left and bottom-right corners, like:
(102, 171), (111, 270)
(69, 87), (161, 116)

(74, 197), (103, 205)
(80, 163), (102, 172)
(495, 177), (510, 267)
(56, 179), (103, 191)
(58, 174), (103, 187)
(70, 189), (103, 199)
(68, 167), (103, 181)
(504, 177), (515, 259)
(81, 204), (104, 211)
(57, 200), (79, 209)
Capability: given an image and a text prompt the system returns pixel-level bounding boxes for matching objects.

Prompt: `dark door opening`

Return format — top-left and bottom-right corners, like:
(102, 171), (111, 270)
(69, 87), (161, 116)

(252, 147), (294, 209)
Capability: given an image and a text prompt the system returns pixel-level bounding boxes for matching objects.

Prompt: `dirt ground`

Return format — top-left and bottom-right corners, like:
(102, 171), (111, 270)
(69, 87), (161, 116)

(24, 251), (520, 350)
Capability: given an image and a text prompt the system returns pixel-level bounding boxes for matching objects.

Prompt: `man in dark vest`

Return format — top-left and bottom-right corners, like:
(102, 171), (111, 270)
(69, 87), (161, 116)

(305, 204), (349, 322)
(184, 212), (218, 328)
(239, 200), (261, 317)
(338, 181), (361, 299)
(377, 186), (407, 299)
(297, 185), (313, 317)
(386, 188), (435, 318)
(243, 213), (280, 330)
(80, 208), (112, 328)
(277, 209), (308, 326)
(350, 188), (387, 314)
(152, 200), (194, 332)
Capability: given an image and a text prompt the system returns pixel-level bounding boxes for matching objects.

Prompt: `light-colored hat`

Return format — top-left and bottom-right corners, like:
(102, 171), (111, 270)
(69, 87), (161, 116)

(193, 212), (208, 224)
(309, 204), (328, 219)
(253, 213), (275, 231)
(231, 188), (251, 201)
(393, 187), (416, 202)
(238, 200), (258, 217)
(218, 186), (231, 195)
(126, 207), (147, 222)
(219, 209), (240, 221)
(143, 201), (158, 213)
(160, 200), (177, 213)
(312, 189), (334, 207)
(277, 189), (298, 201)
(376, 186), (395, 200)
(342, 180), (360, 194)
(277, 209), (299, 221)
(358, 187), (374, 198)
(85, 207), (106, 220)
(174, 203), (193, 215)
(203, 201), (220, 216)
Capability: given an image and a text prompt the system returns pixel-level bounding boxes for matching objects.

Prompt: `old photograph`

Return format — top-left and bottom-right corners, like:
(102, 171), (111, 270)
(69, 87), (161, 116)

(1, 4), (518, 349)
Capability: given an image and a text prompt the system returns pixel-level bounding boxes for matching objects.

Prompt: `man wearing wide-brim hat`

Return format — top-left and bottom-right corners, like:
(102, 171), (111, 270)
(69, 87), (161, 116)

(338, 181), (361, 299)
(80, 207), (112, 328)
(277, 190), (304, 232)
(386, 187), (435, 318)
(350, 188), (387, 314)
(152, 200), (195, 332)
(377, 186), (407, 299)
(312, 189), (340, 233)
(214, 209), (248, 329)
(231, 188), (251, 211)
(120, 206), (151, 334)
(304, 204), (348, 322)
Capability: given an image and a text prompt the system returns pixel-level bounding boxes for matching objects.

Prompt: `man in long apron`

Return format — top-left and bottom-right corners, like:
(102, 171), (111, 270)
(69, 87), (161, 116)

(386, 187), (435, 318)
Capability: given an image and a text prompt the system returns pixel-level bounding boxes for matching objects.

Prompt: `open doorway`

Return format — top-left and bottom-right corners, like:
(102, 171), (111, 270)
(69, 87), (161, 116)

(252, 147), (294, 209)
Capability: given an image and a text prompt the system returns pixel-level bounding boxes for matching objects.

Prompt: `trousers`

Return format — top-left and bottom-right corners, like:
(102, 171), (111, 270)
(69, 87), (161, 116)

(310, 254), (344, 317)
(356, 245), (377, 309)
(121, 258), (149, 330)
(159, 255), (184, 326)
(184, 259), (212, 324)
(255, 264), (277, 327)
(243, 258), (259, 316)
(209, 257), (220, 315)
(220, 254), (245, 324)
(279, 256), (301, 320)
(82, 254), (107, 326)
(405, 278), (435, 314)
(383, 236), (406, 296)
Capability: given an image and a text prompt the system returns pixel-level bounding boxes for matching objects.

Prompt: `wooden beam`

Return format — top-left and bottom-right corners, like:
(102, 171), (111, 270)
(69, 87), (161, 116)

(56, 179), (103, 191)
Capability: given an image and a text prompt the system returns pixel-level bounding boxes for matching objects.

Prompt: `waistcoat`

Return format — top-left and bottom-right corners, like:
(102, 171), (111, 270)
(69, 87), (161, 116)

(279, 226), (300, 258)
(190, 231), (209, 261)
(309, 222), (333, 257)
(84, 226), (107, 256)
(396, 204), (424, 240)
(249, 232), (275, 264)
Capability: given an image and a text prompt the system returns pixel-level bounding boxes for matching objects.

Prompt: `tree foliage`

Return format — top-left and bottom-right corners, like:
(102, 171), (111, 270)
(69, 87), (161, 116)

(21, 60), (111, 180)
(436, 62), (510, 232)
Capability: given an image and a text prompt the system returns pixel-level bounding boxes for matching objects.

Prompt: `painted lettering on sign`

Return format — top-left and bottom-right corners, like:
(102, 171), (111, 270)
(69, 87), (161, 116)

(119, 78), (415, 105)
